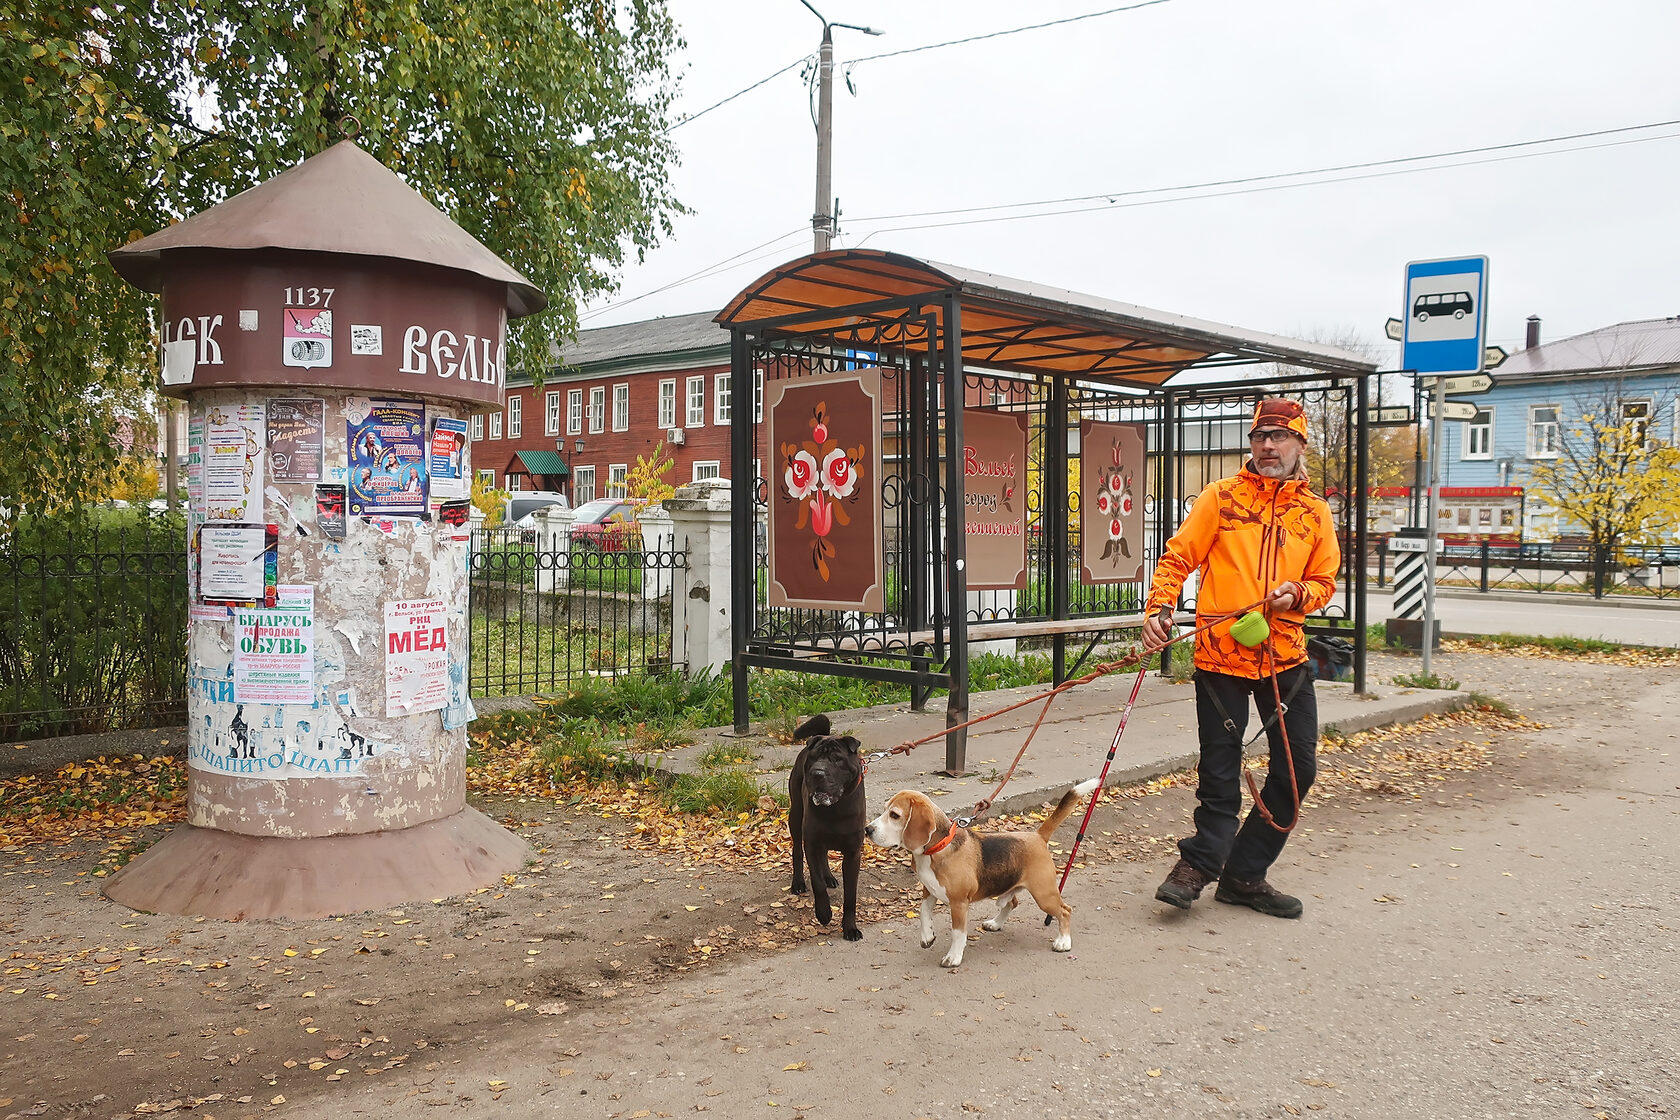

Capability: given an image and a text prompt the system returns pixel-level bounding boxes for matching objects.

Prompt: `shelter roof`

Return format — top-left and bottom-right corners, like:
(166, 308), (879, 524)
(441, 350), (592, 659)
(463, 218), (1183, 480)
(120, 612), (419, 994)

(507, 450), (570, 476)
(108, 140), (546, 318)
(717, 250), (1374, 386)
(1493, 316), (1680, 380)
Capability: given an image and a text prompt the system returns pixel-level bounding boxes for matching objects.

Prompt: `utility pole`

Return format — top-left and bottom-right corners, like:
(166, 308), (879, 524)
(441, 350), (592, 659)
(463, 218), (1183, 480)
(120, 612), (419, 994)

(799, 1), (881, 254)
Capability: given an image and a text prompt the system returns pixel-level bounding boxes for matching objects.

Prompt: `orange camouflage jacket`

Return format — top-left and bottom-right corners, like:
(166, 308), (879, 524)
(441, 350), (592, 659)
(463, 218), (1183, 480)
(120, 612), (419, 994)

(1145, 464), (1341, 679)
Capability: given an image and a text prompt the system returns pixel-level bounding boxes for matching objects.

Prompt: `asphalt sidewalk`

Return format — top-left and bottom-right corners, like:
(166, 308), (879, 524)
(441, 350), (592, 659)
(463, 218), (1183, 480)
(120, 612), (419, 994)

(665, 666), (1468, 818)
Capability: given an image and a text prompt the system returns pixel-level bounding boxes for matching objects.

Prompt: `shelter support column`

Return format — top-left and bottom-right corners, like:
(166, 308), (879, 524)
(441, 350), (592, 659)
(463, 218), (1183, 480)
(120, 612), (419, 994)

(942, 293), (970, 776)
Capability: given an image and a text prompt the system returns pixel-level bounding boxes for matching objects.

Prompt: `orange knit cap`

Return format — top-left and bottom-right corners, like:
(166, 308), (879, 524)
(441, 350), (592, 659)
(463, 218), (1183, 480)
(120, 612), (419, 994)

(1250, 397), (1308, 442)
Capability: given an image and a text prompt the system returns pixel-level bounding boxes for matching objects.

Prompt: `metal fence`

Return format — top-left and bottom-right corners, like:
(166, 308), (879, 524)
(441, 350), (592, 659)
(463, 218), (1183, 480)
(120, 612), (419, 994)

(0, 513), (189, 740)
(1369, 538), (1680, 600)
(0, 517), (688, 741)
(466, 525), (688, 697)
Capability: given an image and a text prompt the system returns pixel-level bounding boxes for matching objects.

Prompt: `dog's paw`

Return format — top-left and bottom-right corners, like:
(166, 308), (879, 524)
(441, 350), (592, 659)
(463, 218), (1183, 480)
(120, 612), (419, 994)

(939, 952), (964, 968)
(790, 879), (808, 895)
(920, 935), (936, 949)
(981, 918), (1003, 932)
(814, 903), (833, 926)
(823, 870), (839, 889)
(843, 927), (863, 942)
(1052, 934), (1072, 952)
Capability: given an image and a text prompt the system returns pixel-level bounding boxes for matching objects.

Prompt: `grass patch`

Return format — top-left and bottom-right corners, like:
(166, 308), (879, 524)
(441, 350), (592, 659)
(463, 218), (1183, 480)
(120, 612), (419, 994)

(665, 767), (767, 814)
(1391, 670), (1459, 690)
(1455, 633), (1626, 656)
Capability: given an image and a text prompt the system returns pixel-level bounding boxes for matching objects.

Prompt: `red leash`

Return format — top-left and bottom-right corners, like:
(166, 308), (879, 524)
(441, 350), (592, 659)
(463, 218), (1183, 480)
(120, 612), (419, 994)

(1050, 659), (1150, 900)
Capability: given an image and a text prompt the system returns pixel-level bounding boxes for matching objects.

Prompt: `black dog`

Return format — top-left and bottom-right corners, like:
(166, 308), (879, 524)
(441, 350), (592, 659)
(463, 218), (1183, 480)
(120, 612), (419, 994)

(788, 714), (866, 942)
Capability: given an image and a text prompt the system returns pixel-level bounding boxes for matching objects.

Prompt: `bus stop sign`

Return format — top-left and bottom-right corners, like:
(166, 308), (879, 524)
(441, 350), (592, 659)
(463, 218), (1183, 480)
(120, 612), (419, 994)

(1402, 256), (1489, 375)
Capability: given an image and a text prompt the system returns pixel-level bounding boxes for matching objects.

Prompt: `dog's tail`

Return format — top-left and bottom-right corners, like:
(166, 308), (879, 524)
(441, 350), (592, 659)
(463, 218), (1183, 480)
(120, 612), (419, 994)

(792, 714), (831, 739)
(1036, 777), (1101, 841)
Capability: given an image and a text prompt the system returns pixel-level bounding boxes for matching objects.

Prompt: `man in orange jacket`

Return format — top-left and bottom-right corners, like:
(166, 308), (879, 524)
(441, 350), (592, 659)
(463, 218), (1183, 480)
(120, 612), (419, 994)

(1140, 397), (1341, 918)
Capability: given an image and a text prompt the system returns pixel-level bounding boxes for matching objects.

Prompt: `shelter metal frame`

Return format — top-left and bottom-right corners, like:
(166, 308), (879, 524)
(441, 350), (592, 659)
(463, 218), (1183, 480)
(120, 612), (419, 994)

(719, 251), (1377, 775)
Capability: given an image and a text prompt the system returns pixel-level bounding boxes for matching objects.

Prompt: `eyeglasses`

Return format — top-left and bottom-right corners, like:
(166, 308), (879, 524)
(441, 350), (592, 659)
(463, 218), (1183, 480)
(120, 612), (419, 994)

(1248, 430), (1297, 445)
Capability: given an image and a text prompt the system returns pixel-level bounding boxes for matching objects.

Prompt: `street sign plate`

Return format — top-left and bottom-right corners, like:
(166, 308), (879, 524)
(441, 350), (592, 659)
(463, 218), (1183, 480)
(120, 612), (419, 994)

(1439, 401), (1478, 421)
(1439, 373), (1492, 394)
(1384, 317), (1403, 341)
(1483, 345), (1508, 370)
(1387, 536), (1442, 553)
(1401, 256), (1489, 376)
(1367, 406), (1413, 426)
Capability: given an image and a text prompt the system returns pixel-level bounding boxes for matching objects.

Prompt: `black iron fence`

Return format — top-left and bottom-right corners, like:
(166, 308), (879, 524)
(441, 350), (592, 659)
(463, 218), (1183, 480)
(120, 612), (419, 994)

(467, 525), (688, 697)
(0, 511), (189, 740)
(1369, 538), (1680, 600)
(1, 517), (688, 741)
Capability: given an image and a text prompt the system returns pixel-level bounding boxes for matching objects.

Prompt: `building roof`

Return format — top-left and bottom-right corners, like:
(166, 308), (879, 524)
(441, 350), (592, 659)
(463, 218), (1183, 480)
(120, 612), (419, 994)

(551, 310), (727, 370)
(717, 249), (1375, 385)
(1495, 316), (1680, 380)
(506, 450), (571, 476)
(108, 141), (546, 318)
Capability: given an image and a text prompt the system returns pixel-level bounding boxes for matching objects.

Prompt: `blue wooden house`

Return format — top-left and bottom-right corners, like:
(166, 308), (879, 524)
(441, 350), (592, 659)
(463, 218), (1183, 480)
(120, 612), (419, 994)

(1431, 315), (1680, 541)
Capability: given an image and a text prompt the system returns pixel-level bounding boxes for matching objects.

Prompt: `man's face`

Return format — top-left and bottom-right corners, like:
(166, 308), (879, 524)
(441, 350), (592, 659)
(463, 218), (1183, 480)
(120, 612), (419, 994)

(1249, 428), (1305, 479)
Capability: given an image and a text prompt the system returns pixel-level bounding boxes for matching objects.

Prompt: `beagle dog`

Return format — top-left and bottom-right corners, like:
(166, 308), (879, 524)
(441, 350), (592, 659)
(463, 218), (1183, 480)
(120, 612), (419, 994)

(866, 779), (1099, 968)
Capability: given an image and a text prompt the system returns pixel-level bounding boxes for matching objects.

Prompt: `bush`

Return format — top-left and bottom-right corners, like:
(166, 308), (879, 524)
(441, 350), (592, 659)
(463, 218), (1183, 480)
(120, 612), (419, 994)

(0, 508), (187, 738)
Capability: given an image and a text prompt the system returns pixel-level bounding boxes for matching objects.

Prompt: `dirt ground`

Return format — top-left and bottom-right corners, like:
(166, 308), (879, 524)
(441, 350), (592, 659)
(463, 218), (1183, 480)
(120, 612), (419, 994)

(0, 649), (1638, 1119)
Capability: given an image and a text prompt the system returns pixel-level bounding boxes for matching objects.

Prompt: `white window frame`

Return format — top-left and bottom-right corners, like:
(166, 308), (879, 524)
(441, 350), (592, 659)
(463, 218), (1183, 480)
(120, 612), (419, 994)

(1461, 406), (1492, 461)
(545, 390), (561, 436)
(715, 373), (731, 424)
(489, 411), (503, 440)
(658, 379), (677, 429)
(476, 468), (495, 488)
(507, 474), (523, 491)
(692, 460), (721, 482)
(608, 463), (628, 498)
(686, 375), (706, 428)
(588, 386), (606, 434)
(612, 383), (630, 432)
(1622, 398), (1652, 446)
(567, 388), (583, 436)
(507, 395), (522, 438)
(572, 465), (596, 505)
(1527, 403), (1560, 459)
(470, 414), (484, 441)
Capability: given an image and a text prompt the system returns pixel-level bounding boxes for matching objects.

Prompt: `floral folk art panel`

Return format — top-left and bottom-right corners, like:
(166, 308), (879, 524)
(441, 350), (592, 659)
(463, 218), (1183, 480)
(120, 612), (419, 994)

(1079, 420), (1145, 585)
(767, 368), (885, 612)
(961, 408), (1028, 591)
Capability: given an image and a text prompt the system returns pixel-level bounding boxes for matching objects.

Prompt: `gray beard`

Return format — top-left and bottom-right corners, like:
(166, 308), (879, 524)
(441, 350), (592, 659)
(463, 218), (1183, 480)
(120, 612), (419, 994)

(1253, 458), (1293, 479)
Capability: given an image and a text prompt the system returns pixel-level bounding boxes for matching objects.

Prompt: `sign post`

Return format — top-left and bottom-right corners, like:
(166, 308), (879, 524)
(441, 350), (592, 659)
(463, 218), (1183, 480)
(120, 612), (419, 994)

(1402, 256), (1489, 677)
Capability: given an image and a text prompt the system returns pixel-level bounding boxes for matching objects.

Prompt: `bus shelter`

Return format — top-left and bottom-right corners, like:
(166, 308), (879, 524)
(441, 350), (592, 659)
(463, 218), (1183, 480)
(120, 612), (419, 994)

(716, 250), (1378, 774)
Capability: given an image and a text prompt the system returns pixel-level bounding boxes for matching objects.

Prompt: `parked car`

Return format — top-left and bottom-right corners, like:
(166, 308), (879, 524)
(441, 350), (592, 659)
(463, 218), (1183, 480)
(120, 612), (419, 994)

(502, 491), (568, 529)
(568, 497), (646, 551)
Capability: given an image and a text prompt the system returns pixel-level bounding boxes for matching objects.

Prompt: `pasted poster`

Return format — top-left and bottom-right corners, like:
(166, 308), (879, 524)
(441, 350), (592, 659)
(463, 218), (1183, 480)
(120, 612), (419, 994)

(962, 409), (1028, 591)
(204, 403), (264, 522)
(186, 678), (393, 780)
(282, 307), (333, 369)
(315, 483), (347, 540)
(348, 398), (428, 516)
(186, 407), (205, 512)
(233, 585), (315, 704)
(384, 598), (449, 716)
(766, 368), (884, 612)
(197, 522), (278, 606)
(429, 416), (469, 499)
(266, 398), (325, 483)
(1080, 420), (1146, 584)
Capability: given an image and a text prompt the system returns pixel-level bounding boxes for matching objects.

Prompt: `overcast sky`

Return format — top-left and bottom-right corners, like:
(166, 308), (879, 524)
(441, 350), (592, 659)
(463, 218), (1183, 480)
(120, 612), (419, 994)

(580, 0), (1679, 366)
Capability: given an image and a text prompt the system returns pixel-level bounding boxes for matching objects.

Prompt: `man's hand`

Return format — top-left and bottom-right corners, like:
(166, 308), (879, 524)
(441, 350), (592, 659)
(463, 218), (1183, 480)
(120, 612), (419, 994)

(1141, 609), (1176, 651)
(1267, 582), (1303, 611)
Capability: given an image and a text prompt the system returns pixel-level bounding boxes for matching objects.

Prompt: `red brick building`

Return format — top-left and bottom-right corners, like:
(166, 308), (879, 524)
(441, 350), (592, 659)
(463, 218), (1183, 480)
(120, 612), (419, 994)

(488, 310), (754, 503)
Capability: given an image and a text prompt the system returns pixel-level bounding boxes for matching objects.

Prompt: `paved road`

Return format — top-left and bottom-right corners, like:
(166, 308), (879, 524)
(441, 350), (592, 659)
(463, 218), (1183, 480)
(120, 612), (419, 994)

(1358, 587), (1680, 646)
(338, 658), (1678, 1120)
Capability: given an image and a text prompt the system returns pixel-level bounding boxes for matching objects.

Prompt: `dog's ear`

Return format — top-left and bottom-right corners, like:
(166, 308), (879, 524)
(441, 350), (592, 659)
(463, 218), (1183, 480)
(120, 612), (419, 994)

(900, 796), (932, 853)
(792, 714), (831, 740)
(838, 736), (862, 755)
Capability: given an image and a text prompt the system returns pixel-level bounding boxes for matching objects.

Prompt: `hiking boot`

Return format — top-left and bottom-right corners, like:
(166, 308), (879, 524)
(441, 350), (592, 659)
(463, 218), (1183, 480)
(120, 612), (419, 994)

(1215, 876), (1304, 919)
(1154, 858), (1214, 909)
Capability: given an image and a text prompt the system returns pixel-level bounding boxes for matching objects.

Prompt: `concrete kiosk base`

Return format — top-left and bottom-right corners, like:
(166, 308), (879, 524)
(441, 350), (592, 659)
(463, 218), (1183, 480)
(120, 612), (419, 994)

(102, 808), (530, 920)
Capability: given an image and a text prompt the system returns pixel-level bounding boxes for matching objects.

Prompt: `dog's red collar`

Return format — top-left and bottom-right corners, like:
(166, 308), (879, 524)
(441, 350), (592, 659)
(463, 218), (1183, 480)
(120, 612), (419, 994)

(921, 821), (958, 856)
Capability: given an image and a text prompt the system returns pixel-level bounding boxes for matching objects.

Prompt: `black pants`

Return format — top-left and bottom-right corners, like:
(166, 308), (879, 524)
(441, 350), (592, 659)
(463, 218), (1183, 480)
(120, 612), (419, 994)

(1179, 663), (1318, 884)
